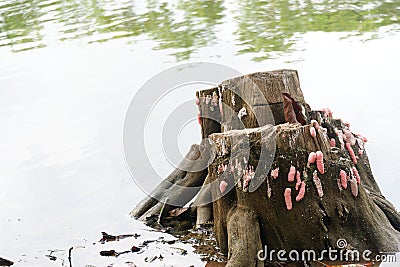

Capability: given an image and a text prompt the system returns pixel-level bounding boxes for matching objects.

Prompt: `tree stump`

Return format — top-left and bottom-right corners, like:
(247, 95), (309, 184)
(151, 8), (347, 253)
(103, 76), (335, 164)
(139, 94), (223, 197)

(131, 70), (400, 266)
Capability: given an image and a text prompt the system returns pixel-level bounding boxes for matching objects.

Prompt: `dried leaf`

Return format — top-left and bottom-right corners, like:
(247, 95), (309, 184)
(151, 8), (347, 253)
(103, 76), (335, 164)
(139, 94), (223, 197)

(99, 232), (117, 243)
(168, 207), (189, 217)
(282, 93), (307, 125)
(283, 94), (298, 124)
(131, 246), (140, 253)
(100, 250), (118, 257)
(99, 232), (135, 243)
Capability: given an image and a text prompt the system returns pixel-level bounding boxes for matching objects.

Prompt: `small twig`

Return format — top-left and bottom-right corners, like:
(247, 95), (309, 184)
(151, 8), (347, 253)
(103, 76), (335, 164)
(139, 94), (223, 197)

(68, 247), (73, 267)
(68, 246), (85, 267)
(157, 197), (169, 227)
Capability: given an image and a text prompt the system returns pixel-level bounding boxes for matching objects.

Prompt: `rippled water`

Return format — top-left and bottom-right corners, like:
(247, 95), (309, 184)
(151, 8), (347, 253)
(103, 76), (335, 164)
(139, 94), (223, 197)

(0, 0), (399, 58)
(0, 0), (399, 266)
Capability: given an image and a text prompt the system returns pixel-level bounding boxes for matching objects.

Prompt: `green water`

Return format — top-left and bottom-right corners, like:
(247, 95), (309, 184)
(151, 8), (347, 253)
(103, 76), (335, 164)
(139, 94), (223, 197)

(0, 0), (398, 60)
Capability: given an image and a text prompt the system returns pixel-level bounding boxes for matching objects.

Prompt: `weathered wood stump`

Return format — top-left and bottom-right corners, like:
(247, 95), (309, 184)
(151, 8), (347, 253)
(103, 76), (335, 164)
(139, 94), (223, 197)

(131, 70), (400, 266)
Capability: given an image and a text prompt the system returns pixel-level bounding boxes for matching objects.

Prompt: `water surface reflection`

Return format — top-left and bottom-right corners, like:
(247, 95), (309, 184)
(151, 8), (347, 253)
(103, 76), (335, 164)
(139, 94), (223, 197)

(0, 0), (398, 60)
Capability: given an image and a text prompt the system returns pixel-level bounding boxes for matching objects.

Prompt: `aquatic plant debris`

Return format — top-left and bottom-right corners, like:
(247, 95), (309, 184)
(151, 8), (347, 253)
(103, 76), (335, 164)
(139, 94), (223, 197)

(99, 232), (136, 244)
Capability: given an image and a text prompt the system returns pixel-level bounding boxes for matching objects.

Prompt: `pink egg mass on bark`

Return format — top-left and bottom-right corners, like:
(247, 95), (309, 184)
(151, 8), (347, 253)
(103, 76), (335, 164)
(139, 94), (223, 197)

(295, 171), (301, 190)
(288, 166), (296, 182)
(197, 112), (201, 125)
(350, 178), (358, 197)
(316, 151), (325, 174)
(271, 167), (279, 179)
(311, 120), (320, 131)
(357, 134), (368, 143)
(313, 170), (324, 197)
(340, 170), (348, 189)
(219, 181), (228, 194)
(310, 126), (316, 137)
(296, 181), (306, 201)
(284, 188), (292, 210)
(352, 167), (361, 184)
(308, 152), (317, 164)
(330, 138), (336, 148)
(346, 143), (357, 164)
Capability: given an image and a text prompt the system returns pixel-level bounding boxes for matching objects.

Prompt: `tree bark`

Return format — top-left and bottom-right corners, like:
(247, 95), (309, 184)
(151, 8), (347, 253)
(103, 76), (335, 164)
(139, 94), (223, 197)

(131, 69), (400, 266)
(130, 143), (209, 221)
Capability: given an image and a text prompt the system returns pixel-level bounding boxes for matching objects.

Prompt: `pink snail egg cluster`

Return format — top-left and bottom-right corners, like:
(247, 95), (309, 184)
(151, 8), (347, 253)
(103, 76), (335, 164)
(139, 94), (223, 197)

(295, 181), (306, 202)
(322, 108), (333, 118)
(217, 164), (227, 174)
(197, 112), (201, 125)
(283, 165), (307, 210)
(309, 126), (317, 137)
(288, 166), (296, 182)
(308, 152), (317, 164)
(343, 129), (356, 146)
(242, 166), (255, 192)
(357, 134), (368, 143)
(284, 188), (292, 210)
(316, 151), (325, 174)
(352, 167), (361, 185)
(339, 170), (348, 189)
(330, 138), (336, 148)
(271, 167), (279, 179)
(295, 171), (301, 191)
(346, 143), (357, 165)
(350, 177), (358, 197)
(313, 170), (324, 198)
(311, 120), (320, 131)
(219, 181), (228, 194)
